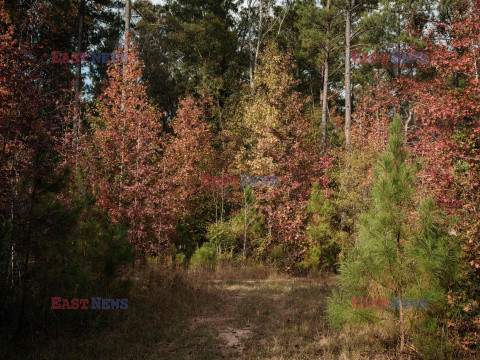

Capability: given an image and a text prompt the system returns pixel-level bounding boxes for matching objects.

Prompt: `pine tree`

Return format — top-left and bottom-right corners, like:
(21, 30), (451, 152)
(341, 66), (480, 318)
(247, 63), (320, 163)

(300, 181), (340, 272)
(326, 116), (460, 354)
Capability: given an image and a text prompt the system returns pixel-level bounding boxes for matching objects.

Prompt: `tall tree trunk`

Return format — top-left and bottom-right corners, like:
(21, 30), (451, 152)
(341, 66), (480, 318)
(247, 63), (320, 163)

(72, 0), (86, 150)
(340, 1), (352, 231)
(250, 0), (265, 93)
(252, 0), (272, 91)
(120, 0), (131, 208)
(253, 0), (264, 83)
(125, 0), (130, 43)
(248, 0), (254, 91)
(157, 161), (166, 263)
(344, 2), (352, 151)
(243, 187), (248, 259)
(320, 0), (331, 152)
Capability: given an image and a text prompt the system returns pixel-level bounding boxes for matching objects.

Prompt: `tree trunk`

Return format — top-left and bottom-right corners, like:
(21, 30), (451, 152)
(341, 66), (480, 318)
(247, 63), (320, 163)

(252, 0), (264, 92)
(157, 161), (166, 263)
(243, 187), (248, 259)
(248, 0), (254, 91)
(125, 0), (130, 43)
(344, 2), (352, 151)
(472, 38), (479, 83)
(120, 0), (131, 208)
(404, 107), (413, 139)
(399, 292), (405, 354)
(340, 1), (352, 231)
(73, 0), (86, 150)
(320, 0), (331, 152)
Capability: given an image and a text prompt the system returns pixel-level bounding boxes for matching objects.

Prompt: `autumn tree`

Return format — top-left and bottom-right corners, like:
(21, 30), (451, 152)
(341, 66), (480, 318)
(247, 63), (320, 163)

(227, 42), (331, 269)
(397, 2), (480, 349)
(161, 96), (222, 257)
(84, 45), (167, 254)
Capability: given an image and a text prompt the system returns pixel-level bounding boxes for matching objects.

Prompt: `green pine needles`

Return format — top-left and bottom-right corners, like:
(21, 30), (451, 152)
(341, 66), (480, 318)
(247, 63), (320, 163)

(326, 116), (460, 355)
(298, 182), (340, 272)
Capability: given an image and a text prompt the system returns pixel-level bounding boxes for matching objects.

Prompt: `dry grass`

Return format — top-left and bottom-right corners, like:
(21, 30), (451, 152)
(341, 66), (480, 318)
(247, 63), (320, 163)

(188, 259), (281, 281)
(5, 263), (466, 359)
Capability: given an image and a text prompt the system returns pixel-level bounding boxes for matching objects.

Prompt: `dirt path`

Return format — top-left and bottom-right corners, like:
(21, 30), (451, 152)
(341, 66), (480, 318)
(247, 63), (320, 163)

(157, 276), (335, 359)
(190, 279), (289, 357)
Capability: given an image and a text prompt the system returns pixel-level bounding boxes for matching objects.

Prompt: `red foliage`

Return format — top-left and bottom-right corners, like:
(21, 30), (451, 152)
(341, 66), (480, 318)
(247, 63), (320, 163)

(82, 45), (170, 254)
(350, 74), (401, 186)
(0, 0), (63, 217)
(400, 2), (480, 271)
(161, 96), (217, 218)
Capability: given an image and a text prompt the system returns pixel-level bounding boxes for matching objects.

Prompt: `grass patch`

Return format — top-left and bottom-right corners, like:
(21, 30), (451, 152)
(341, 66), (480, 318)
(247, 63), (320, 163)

(3, 265), (222, 360)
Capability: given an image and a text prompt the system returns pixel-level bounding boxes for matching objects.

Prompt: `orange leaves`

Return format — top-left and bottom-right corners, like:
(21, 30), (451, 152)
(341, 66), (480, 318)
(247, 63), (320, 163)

(227, 44), (332, 263)
(161, 96), (217, 219)
(83, 45), (169, 254)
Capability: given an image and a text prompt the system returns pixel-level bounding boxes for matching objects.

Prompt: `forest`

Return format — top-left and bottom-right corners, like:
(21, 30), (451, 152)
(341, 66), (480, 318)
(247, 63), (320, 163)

(1, 0), (480, 358)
